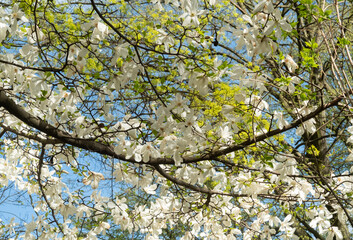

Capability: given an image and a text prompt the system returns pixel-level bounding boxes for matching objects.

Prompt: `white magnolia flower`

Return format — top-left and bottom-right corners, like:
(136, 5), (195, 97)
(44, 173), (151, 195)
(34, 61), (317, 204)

(67, 46), (79, 61)
(283, 55), (298, 73)
(274, 111), (288, 129)
(324, 227), (343, 240)
(180, 0), (206, 27)
(82, 171), (105, 189)
(11, 4), (28, 22)
(139, 143), (160, 162)
(96, 222), (110, 235)
(0, 22), (8, 42)
(309, 209), (332, 234)
(296, 118), (316, 136)
(218, 125), (231, 141)
(10, 4), (28, 33)
(143, 184), (158, 194)
(92, 22), (109, 40)
(233, 28), (255, 52)
(279, 214), (294, 232)
(82, 16), (109, 41)
(295, 101), (317, 136)
(264, 9), (292, 39)
(286, 76), (300, 94)
(261, 225), (276, 240)
(253, 36), (277, 56)
(222, 104), (235, 114)
(245, 95), (269, 117)
(253, 0), (274, 14)
(157, 29), (175, 52)
(255, 13), (268, 24)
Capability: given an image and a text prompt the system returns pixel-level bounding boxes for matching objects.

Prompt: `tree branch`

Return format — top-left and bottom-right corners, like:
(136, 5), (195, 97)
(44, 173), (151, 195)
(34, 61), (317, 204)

(0, 88), (350, 166)
(0, 89), (131, 163)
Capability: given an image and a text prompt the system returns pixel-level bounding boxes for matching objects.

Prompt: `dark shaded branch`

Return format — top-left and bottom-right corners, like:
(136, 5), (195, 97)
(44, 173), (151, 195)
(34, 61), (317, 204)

(0, 89), (131, 163)
(295, 215), (324, 240)
(0, 123), (61, 145)
(0, 58), (65, 73)
(0, 88), (350, 166)
(37, 143), (64, 233)
(181, 91), (351, 163)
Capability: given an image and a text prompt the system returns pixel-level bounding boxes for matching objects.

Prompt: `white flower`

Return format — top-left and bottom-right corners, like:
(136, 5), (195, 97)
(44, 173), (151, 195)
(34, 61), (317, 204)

(10, 4), (28, 33)
(295, 101), (317, 136)
(222, 104), (235, 114)
(93, 22), (109, 40)
(245, 95), (269, 117)
(11, 4), (28, 22)
(287, 76), (300, 94)
(181, 110), (202, 134)
(253, 0), (274, 14)
(283, 55), (298, 73)
(348, 125), (353, 134)
(296, 118), (316, 136)
(19, 44), (39, 60)
(68, 46), (79, 61)
(309, 209), (332, 234)
(143, 184), (158, 194)
(95, 222), (110, 235)
(180, 0), (206, 27)
(264, 9), (292, 39)
(279, 214), (294, 232)
(255, 13), (268, 24)
(209, 0), (217, 6)
(83, 171), (105, 189)
(157, 29), (175, 52)
(274, 111), (288, 129)
(261, 225), (276, 240)
(169, 93), (187, 113)
(218, 125), (231, 141)
(0, 22), (8, 43)
(140, 143), (160, 162)
(82, 16), (109, 41)
(323, 227), (343, 240)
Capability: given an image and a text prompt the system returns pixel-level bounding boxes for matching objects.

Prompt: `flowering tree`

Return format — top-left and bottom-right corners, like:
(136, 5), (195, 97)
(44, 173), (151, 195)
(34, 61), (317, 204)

(0, 0), (353, 239)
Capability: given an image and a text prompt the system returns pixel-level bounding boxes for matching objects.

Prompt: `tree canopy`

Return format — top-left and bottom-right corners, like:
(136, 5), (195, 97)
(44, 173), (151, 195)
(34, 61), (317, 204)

(0, 0), (353, 239)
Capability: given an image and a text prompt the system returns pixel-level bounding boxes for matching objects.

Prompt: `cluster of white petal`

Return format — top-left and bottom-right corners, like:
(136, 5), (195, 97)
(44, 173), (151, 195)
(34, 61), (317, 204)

(0, 0), (351, 239)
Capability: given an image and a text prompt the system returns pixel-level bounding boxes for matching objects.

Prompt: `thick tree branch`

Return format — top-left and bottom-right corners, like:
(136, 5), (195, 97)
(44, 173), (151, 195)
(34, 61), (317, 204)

(0, 89), (350, 166)
(0, 123), (61, 145)
(295, 215), (324, 240)
(0, 89), (131, 163)
(182, 91), (351, 162)
(0, 58), (65, 73)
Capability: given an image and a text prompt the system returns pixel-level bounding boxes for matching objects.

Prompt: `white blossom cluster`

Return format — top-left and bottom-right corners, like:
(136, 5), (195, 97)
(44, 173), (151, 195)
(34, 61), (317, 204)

(0, 0), (350, 240)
